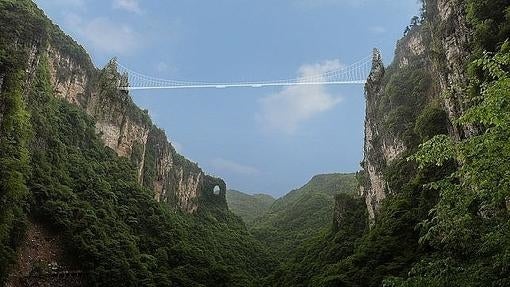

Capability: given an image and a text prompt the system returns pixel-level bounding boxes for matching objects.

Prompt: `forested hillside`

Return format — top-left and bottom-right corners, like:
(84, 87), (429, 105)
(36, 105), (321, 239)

(250, 173), (357, 260)
(0, 0), (509, 286)
(226, 190), (275, 225)
(265, 0), (510, 286)
(0, 1), (274, 286)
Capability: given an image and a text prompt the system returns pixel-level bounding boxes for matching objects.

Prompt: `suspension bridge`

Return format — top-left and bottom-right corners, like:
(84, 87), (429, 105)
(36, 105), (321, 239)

(116, 51), (376, 91)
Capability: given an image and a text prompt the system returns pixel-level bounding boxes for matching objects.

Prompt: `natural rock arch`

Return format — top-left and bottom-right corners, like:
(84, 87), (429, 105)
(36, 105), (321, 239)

(213, 185), (221, 195)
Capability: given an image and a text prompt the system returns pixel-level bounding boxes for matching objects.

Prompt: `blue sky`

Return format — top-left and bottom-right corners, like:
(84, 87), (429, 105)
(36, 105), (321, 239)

(35, 0), (421, 197)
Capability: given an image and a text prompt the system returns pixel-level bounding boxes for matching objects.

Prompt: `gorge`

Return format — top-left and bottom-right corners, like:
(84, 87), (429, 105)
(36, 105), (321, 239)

(1, 0), (510, 286)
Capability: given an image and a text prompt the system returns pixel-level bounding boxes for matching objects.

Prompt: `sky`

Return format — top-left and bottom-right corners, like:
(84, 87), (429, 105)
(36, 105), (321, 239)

(35, 0), (421, 197)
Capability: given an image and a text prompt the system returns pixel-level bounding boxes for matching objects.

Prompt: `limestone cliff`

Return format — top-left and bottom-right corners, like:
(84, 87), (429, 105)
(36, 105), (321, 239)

(361, 31), (432, 221)
(9, 2), (226, 214)
(360, 49), (388, 221)
(425, 0), (473, 139)
(361, 0), (471, 222)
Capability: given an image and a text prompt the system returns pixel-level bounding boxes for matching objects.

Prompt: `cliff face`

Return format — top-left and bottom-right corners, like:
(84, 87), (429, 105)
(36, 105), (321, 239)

(9, 3), (226, 214)
(361, 33), (430, 221)
(360, 50), (387, 221)
(427, 0), (473, 139)
(361, 0), (471, 222)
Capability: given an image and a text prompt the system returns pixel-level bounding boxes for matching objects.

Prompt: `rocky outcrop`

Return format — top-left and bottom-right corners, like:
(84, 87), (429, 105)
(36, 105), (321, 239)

(0, 73), (4, 126)
(426, 0), (473, 139)
(17, 20), (226, 214)
(47, 46), (90, 107)
(397, 32), (426, 68)
(361, 42), (426, 221)
(360, 0), (472, 223)
(361, 49), (388, 221)
(140, 126), (226, 213)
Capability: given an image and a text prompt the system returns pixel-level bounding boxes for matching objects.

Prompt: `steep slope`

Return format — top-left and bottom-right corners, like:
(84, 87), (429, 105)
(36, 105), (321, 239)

(361, 28), (442, 222)
(360, 0), (499, 222)
(0, 1), (275, 286)
(250, 173), (357, 259)
(1, 0), (224, 214)
(270, 0), (510, 286)
(226, 190), (275, 225)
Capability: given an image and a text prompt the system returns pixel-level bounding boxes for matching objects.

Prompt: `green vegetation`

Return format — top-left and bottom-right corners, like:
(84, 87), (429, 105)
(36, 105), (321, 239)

(270, 159), (452, 286)
(2, 43), (274, 287)
(414, 104), (449, 142)
(1, 0), (509, 286)
(0, 38), (31, 285)
(250, 173), (357, 260)
(0, 0), (275, 285)
(379, 34), (432, 147)
(226, 190), (275, 225)
(389, 40), (510, 287)
(268, 192), (367, 287)
(466, 0), (510, 55)
(263, 1), (510, 286)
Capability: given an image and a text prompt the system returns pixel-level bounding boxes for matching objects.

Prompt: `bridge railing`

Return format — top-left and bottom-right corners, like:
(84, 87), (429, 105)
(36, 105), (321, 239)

(115, 54), (372, 91)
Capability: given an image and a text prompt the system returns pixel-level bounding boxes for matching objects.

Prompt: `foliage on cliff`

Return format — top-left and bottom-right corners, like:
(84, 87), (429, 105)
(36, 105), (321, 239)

(2, 0), (509, 286)
(385, 2), (510, 285)
(0, 28), (31, 284)
(466, 0), (510, 55)
(226, 190), (275, 225)
(268, 160), (452, 286)
(387, 41), (510, 287)
(29, 57), (272, 286)
(0, 0), (276, 285)
(266, 1), (510, 286)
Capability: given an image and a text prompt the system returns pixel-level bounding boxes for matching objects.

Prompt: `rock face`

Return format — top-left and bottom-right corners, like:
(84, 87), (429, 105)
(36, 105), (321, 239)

(18, 21), (227, 214)
(427, 0), (473, 139)
(360, 0), (472, 222)
(361, 37), (429, 221)
(360, 49), (388, 221)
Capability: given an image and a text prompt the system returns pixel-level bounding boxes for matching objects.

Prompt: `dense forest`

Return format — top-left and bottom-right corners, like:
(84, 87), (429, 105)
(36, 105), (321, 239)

(0, 1), (274, 286)
(249, 173), (357, 261)
(264, 0), (510, 286)
(0, 0), (509, 286)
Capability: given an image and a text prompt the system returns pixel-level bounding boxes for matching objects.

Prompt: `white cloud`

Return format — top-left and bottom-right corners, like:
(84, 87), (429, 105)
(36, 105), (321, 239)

(62, 13), (141, 55)
(256, 60), (343, 134)
(113, 0), (142, 14)
(211, 158), (260, 176)
(154, 62), (180, 76)
(80, 18), (141, 55)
